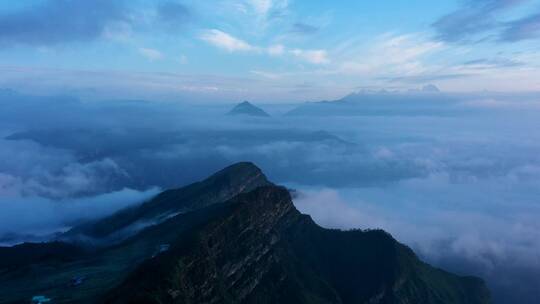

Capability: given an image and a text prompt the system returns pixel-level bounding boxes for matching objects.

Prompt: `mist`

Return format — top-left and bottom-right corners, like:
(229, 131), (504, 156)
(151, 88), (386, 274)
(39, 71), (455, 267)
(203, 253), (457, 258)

(1, 89), (540, 303)
(0, 187), (160, 246)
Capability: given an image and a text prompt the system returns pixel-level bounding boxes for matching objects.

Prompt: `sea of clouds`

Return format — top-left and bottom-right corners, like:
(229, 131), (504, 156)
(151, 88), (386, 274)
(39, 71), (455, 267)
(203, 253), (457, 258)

(0, 90), (539, 303)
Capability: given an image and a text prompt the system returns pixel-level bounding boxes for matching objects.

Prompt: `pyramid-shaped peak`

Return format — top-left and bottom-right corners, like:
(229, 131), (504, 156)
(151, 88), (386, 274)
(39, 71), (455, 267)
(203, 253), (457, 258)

(422, 84), (440, 92)
(228, 101), (270, 117)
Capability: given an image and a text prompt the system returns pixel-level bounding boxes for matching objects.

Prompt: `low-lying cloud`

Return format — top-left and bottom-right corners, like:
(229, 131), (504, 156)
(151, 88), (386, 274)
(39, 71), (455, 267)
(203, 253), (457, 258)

(0, 187), (160, 245)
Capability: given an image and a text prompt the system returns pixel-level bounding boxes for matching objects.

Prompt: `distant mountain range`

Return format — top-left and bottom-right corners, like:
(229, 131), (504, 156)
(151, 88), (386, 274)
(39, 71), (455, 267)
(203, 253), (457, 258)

(0, 163), (490, 303)
(228, 101), (270, 117)
(285, 89), (466, 117)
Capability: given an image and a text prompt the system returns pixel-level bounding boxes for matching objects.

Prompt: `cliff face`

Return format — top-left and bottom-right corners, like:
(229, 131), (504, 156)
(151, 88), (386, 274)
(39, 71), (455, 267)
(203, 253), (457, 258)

(104, 186), (490, 304)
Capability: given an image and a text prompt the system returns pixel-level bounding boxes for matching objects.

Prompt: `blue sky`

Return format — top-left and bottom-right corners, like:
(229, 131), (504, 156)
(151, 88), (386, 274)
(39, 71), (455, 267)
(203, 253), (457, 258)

(1, 0), (540, 102)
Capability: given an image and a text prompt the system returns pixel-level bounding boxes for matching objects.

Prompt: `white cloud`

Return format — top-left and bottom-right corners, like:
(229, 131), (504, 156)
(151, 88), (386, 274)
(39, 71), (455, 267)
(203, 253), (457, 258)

(245, 0), (289, 18)
(0, 187), (161, 243)
(290, 49), (329, 64)
(200, 29), (256, 52)
(337, 33), (444, 76)
(251, 70), (281, 79)
(269, 45), (330, 65)
(268, 44), (285, 56)
(248, 0), (273, 16)
(294, 189), (386, 230)
(138, 47), (164, 61)
(200, 29), (329, 65)
(102, 21), (133, 42)
(381, 34), (443, 64)
(177, 54), (188, 64)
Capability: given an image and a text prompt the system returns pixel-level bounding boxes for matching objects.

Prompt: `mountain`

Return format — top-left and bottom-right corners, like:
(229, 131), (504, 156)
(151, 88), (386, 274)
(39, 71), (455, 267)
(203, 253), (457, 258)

(0, 242), (84, 268)
(0, 163), (490, 304)
(422, 84), (441, 92)
(64, 162), (271, 244)
(0, 162), (271, 303)
(104, 186), (490, 304)
(286, 92), (461, 117)
(227, 101), (270, 117)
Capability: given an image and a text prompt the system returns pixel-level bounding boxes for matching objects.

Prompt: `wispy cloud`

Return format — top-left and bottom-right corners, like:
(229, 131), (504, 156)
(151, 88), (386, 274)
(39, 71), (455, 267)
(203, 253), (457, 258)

(248, 0), (273, 16)
(138, 48), (165, 61)
(338, 33), (444, 76)
(267, 44), (285, 56)
(200, 29), (256, 52)
(501, 12), (540, 42)
(250, 70), (281, 79)
(379, 73), (469, 84)
(228, 0), (290, 31)
(200, 29), (329, 64)
(290, 49), (329, 64)
(290, 22), (319, 35)
(432, 0), (539, 43)
(379, 73), (470, 84)
(245, 0), (289, 18)
(462, 57), (524, 68)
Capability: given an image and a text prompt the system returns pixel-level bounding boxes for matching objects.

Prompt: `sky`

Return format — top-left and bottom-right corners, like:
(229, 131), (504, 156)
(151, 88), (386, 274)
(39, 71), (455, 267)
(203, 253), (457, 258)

(1, 0), (540, 102)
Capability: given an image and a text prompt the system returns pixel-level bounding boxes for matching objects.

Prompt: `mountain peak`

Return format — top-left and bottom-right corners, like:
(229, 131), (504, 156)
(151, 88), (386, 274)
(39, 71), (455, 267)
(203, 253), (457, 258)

(199, 162), (270, 194)
(64, 162), (271, 242)
(422, 84), (440, 92)
(208, 161), (266, 181)
(227, 101), (270, 117)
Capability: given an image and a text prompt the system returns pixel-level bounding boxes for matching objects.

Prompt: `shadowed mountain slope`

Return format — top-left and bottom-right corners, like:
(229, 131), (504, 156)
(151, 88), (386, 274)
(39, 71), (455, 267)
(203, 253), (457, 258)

(104, 186), (490, 304)
(64, 162), (270, 244)
(0, 163), (490, 304)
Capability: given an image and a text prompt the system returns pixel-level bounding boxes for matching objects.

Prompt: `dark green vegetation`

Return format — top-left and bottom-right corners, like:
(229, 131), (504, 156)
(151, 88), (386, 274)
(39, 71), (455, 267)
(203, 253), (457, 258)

(227, 101), (270, 117)
(0, 163), (490, 303)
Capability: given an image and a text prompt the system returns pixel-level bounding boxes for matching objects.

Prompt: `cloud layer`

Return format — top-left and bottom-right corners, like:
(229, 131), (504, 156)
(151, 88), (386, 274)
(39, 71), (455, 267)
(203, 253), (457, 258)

(0, 187), (160, 245)
(1, 85), (540, 303)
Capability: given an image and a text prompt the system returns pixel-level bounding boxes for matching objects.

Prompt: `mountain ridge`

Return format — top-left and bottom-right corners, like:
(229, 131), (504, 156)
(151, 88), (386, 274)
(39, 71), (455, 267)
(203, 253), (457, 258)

(104, 185), (490, 304)
(0, 163), (490, 304)
(63, 162), (271, 245)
